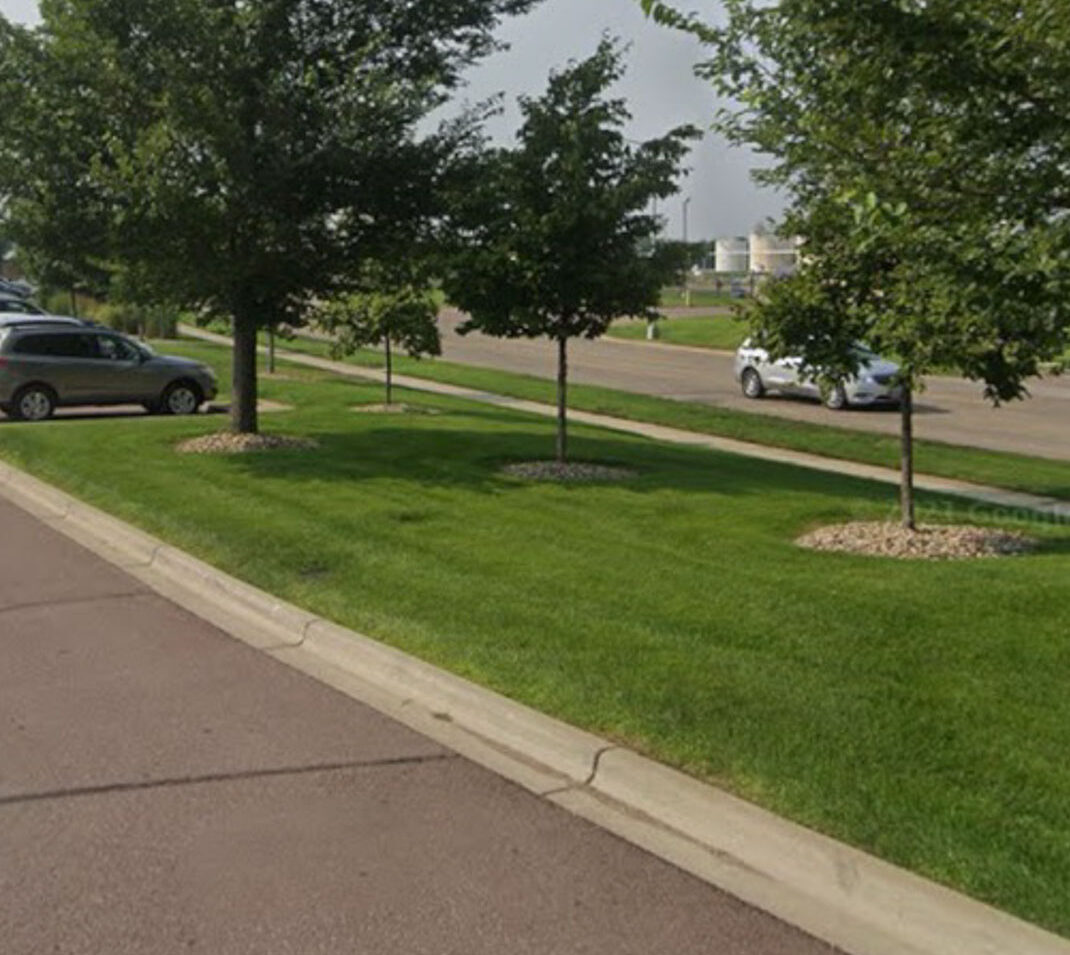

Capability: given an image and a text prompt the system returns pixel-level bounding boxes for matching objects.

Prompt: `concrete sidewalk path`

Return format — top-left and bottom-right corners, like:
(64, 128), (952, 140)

(182, 325), (1070, 521)
(0, 496), (833, 955)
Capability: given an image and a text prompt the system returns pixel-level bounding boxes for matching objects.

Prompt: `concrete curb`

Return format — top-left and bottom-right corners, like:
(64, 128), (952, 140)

(2, 461), (1067, 955)
(179, 325), (1070, 521)
(564, 750), (1069, 955)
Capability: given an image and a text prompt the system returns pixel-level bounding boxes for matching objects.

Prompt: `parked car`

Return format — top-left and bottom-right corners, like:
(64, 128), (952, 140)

(0, 313), (83, 330)
(0, 278), (36, 299)
(0, 322), (218, 421)
(0, 295), (49, 317)
(734, 339), (902, 410)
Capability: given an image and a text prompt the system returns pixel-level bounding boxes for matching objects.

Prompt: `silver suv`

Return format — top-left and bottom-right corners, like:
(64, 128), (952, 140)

(0, 322), (218, 421)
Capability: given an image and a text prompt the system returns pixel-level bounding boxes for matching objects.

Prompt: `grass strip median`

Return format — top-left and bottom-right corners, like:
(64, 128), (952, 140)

(266, 331), (1070, 501)
(607, 314), (751, 351)
(2, 338), (1069, 937)
(659, 287), (738, 309)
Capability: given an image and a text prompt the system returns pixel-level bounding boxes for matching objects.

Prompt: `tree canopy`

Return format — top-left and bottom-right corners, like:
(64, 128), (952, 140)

(1, 0), (538, 432)
(643, 0), (1070, 526)
(443, 38), (697, 462)
(314, 260), (441, 406)
(0, 14), (113, 298)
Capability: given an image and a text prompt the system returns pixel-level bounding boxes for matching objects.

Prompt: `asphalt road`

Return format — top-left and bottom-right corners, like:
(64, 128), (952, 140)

(437, 310), (1070, 462)
(0, 496), (836, 955)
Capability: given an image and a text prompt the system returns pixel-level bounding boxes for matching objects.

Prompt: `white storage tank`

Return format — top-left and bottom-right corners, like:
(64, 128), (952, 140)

(715, 237), (749, 274)
(749, 232), (800, 275)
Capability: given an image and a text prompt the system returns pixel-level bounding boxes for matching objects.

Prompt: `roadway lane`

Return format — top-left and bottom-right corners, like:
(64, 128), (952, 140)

(437, 310), (1070, 461)
(0, 496), (836, 955)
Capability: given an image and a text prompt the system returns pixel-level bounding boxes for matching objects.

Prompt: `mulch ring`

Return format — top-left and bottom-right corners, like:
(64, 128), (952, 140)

(501, 461), (638, 483)
(797, 521), (1036, 560)
(352, 403), (439, 415)
(176, 433), (320, 455)
(204, 399), (294, 415)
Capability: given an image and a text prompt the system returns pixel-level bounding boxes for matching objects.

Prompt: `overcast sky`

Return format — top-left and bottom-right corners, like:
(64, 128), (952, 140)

(0, 0), (784, 238)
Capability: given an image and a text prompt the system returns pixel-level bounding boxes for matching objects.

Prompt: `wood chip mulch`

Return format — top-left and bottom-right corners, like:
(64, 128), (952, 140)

(501, 461), (637, 483)
(797, 521), (1035, 560)
(204, 400), (294, 415)
(176, 433), (320, 455)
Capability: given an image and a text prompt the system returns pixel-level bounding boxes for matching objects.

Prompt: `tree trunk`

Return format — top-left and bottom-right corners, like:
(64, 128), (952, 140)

(231, 310), (259, 435)
(556, 335), (568, 464)
(385, 336), (393, 406)
(267, 325), (276, 375)
(900, 384), (915, 530)
(68, 289), (78, 317)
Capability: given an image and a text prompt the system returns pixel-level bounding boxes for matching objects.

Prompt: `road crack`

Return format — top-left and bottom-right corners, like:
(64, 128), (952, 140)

(0, 590), (151, 618)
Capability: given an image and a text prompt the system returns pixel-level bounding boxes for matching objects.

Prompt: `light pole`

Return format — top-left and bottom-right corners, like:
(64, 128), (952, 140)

(682, 197), (692, 307)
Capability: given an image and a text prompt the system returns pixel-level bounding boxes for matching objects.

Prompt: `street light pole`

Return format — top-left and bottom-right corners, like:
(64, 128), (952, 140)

(682, 197), (692, 307)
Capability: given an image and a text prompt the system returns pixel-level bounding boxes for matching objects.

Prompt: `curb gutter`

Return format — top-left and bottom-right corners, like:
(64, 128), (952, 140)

(179, 325), (1070, 521)
(3, 465), (1068, 955)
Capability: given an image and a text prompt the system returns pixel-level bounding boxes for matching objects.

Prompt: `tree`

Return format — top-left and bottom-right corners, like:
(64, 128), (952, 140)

(442, 39), (697, 463)
(1, 0), (538, 434)
(0, 16), (114, 304)
(642, 0), (1070, 527)
(314, 263), (441, 406)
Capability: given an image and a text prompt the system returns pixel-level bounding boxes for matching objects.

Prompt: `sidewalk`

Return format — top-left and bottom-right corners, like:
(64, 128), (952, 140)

(0, 494), (831, 955)
(181, 325), (1070, 521)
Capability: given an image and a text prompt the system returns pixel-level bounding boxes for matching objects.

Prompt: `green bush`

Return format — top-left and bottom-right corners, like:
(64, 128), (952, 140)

(42, 289), (79, 315)
(194, 314), (233, 336)
(88, 301), (178, 339)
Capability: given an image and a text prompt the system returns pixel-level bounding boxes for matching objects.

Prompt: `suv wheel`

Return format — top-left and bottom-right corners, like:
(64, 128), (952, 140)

(11, 384), (56, 421)
(160, 381), (202, 415)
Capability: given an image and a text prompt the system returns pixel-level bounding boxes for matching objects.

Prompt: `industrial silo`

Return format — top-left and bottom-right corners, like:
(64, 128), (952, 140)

(749, 232), (801, 275)
(714, 236), (750, 274)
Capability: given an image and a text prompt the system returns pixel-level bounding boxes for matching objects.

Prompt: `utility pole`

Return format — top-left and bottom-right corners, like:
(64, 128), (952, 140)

(646, 193), (664, 340)
(682, 197), (692, 307)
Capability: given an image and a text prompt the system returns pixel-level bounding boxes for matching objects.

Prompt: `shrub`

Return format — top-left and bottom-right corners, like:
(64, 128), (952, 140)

(88, 301), (178, 338)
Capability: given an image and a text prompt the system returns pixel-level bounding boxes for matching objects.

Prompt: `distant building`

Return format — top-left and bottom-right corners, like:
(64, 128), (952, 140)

(711, 233), (801, 276)
(714, 237), (750, 273)
(749, 232), (801, 276)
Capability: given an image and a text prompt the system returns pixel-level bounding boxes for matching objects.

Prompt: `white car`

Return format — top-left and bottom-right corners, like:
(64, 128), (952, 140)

(734, 340), (902, 410)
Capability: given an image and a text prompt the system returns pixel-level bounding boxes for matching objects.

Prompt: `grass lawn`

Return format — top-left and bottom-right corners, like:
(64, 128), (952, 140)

(2, 337), (1069, 936)
(608, 314), (751, 351)
(267, 332), (1070, 501)
(660, 287), (738, 308)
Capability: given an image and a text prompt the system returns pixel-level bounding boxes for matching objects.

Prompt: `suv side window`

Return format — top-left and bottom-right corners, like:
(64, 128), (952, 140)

(10, 333), (96, 357)
(96, 335), (141, 362)
(9, 334), (46, 355)
(11, 334), (59, 355)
